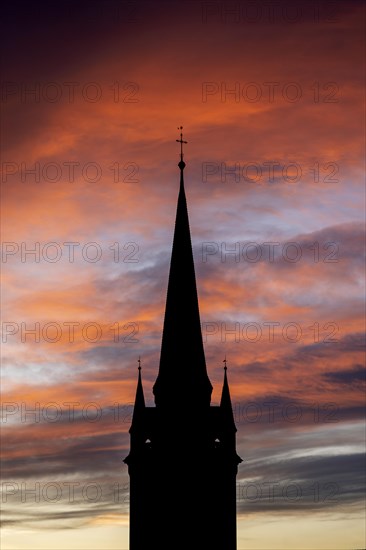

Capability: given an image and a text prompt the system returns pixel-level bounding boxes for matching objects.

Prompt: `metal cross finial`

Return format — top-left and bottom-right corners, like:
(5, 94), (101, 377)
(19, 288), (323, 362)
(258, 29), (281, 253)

(176, 126), (187, 162)
(138, 356), (141, 371)
(223, 356), (227, 371)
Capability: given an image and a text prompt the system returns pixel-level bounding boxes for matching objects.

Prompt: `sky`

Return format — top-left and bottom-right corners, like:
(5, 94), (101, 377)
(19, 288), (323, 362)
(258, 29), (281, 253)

(1, 1), (365, 549)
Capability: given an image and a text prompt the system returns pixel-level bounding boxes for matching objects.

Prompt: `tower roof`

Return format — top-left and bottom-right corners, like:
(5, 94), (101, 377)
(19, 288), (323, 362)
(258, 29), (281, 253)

(153, 129), (213, 408)
(220, 360), (236, 431)
(130, 358), (145, 432)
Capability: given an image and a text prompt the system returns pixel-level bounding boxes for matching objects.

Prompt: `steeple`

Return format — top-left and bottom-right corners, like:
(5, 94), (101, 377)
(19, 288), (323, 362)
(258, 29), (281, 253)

(220, 358), (236, 432)
(130, 357), (145, 431)
(153, 128), (213, 408)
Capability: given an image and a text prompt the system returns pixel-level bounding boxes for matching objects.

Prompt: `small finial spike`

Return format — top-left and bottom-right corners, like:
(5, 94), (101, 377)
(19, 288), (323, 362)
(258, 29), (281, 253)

(138, 356), (141, 371)
(223, 356), (227, 371)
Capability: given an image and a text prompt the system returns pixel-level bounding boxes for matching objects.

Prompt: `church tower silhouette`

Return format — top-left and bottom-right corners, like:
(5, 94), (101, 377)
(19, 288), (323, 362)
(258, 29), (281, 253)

(124, 129), (242, 549)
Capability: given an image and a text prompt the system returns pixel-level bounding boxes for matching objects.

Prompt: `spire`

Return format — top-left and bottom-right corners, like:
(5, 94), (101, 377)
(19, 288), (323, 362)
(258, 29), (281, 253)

(220, 358), (236, 431)
(153, 128), (213, 408)
(130, 357), (145, 430)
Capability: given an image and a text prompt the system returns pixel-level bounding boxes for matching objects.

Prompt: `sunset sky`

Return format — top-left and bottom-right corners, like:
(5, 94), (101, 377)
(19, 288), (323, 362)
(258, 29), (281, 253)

(1, 1), (365, 549)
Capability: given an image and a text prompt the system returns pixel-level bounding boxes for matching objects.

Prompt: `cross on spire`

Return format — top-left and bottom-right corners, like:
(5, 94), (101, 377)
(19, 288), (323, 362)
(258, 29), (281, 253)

(176, 126), (187, 167)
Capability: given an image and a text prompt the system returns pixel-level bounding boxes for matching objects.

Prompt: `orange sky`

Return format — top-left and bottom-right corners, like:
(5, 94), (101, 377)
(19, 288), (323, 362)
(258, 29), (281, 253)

(1, 1), (365, 549)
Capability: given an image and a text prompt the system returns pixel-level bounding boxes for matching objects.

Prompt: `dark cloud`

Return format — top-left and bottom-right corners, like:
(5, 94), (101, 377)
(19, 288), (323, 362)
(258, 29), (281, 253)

(2, 429), (129, 479)
(237, 452), (365, 514)
(1, 501), (127, 529)
(296, 332), (365, 360)
(323, 364), (366, 385)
